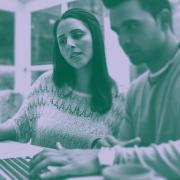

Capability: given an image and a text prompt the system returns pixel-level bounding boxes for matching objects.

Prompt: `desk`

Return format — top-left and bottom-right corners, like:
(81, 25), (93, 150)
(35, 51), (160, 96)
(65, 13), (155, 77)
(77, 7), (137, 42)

(0, 141), (103, 180)
(0, 141), (42, 159)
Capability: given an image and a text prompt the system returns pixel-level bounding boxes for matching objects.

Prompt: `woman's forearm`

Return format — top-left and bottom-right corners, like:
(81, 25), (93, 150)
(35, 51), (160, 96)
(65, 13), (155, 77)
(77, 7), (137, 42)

(0, 120), (17, 141)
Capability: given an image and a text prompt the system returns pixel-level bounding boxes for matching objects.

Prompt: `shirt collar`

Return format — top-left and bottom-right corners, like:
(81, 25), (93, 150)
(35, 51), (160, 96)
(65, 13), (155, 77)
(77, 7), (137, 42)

(148, 43), (180, 84)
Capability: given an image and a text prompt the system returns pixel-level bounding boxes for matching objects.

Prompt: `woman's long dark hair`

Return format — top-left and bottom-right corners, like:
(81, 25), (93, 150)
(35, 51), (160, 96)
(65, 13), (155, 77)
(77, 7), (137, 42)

(53, 8), (113, 114)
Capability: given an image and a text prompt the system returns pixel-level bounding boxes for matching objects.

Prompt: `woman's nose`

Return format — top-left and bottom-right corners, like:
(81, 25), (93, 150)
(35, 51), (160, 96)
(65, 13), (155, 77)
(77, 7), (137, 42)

(67, 37), (75, 48)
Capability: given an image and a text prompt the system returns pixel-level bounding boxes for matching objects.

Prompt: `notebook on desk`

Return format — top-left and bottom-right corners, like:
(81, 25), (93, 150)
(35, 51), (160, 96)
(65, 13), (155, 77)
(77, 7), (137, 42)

(0, 157), (30, 180)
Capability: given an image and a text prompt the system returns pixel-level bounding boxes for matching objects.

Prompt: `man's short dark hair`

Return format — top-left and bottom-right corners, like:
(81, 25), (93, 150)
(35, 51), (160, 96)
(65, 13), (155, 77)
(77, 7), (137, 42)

(102, 0), (172, 19)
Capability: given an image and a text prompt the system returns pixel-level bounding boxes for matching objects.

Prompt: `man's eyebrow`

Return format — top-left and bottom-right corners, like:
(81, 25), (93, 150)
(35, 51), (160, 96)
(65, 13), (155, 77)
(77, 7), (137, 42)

(57, 34), (65, 39)
(111, 19), (140, 31)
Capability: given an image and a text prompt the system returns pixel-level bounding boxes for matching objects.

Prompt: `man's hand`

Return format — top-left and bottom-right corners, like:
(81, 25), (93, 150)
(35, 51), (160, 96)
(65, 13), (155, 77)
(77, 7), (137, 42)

(94, 136), (141, 148)
(30, 149), (100, 179)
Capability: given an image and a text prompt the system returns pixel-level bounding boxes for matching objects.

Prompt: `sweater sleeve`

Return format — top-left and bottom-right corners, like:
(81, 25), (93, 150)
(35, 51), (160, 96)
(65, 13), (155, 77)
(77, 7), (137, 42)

(90, 86), (126, 148)
(12, 71), (52, 142)
(117, 88), (135, 141)
(110, 92), (126, 138)
(114, 140), (180, 179)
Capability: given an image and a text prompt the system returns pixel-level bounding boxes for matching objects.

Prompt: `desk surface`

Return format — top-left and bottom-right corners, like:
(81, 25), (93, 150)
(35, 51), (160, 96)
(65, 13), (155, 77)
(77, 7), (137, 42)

(0, 141), (103, 180)
(0, 141), (42, 159)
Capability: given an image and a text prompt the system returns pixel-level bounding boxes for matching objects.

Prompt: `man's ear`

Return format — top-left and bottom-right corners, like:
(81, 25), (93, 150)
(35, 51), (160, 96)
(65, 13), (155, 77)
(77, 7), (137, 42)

(157, 9), (172, 31)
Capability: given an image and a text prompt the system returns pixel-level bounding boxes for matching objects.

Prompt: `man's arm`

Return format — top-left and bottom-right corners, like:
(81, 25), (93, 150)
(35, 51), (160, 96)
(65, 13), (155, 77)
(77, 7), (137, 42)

(113, 140), (180, 179)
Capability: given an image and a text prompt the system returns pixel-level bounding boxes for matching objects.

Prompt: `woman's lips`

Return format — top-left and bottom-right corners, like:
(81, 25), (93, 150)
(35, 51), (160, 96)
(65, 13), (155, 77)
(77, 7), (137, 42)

(70, 52), (82, 58)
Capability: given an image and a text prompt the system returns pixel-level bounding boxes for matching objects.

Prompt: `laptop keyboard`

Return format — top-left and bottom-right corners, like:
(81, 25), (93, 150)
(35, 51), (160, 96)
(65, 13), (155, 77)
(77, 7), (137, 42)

(0, 157), (31, 180)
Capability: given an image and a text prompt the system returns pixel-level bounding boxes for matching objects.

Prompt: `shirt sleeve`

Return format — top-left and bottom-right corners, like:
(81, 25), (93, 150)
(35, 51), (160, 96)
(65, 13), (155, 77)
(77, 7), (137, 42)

(113, 140), (180, 179)
(90, 88), (126, 148)
(12, 96), (36, 143)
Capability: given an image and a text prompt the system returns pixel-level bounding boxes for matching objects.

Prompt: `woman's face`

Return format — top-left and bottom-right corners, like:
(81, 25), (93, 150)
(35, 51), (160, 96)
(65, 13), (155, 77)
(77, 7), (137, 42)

(56, 18), (93, 69)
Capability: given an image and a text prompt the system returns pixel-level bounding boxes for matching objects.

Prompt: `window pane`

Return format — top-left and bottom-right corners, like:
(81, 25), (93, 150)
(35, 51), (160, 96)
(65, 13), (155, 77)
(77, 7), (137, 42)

(31, 6), (61, 65)
(0, 10), (14, 65)
(68, 0), (105, 28)
(0, 71), (14, 90)
(173, 1), (180, 39)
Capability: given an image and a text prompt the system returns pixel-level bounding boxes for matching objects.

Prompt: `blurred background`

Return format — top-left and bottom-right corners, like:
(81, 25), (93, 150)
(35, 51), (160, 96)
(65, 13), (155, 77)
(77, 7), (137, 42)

(0, 0), (180, 95)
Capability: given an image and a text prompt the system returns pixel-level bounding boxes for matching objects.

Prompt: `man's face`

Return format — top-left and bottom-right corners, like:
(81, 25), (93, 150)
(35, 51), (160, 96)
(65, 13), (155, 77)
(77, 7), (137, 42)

(110, 0), (166, 65)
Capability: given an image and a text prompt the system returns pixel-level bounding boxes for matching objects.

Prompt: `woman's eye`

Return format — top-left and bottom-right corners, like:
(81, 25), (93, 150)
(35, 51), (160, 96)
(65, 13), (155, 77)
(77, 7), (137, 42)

(71, 32), (84, 39)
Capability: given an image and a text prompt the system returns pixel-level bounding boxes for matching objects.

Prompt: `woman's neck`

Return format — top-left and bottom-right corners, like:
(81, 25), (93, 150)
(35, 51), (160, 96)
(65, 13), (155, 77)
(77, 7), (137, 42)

(71, 65), (92, 94)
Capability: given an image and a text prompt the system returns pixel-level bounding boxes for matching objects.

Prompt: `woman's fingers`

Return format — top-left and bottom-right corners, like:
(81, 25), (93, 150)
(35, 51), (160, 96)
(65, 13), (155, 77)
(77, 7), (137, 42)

(30, 150), (70, 177)
(30, 156), (69, 177)
(31, 149), (65, 167)
(105, 136), (121, 146)
(39, 165), (82, 179)
(105, 136), (141, 147)
(56, 142), (64, 150)
(30, 149), (99, 179)
(39, 159), (99, 179)
(95, 138), (111, 148)
(30, 150), (47, 168)
(123, 137), (141, 147)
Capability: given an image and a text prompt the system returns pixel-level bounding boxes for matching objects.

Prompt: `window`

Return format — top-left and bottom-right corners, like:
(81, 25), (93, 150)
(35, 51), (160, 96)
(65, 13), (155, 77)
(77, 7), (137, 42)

(31, 5), (61, 82)
(173, 1), (180, 38)
(31, 70), (46, 84)
(0, 10), (14, 65)
(0, 10), (15, 89)
(0, 0), (130, 93)
(68, 0), (105, 29)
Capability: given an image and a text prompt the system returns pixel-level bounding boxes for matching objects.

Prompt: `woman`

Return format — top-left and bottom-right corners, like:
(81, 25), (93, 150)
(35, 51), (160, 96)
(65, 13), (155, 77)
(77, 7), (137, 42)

(0, 8), (124, 149)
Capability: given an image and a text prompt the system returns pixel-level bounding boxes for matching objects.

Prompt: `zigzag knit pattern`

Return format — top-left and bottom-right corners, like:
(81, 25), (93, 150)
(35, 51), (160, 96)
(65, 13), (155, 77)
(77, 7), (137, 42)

(12, 71), (125, 149)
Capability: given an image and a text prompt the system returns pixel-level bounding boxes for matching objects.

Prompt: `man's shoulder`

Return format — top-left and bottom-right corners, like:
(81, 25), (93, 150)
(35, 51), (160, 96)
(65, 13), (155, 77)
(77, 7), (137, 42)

(128, 71), (149, 95)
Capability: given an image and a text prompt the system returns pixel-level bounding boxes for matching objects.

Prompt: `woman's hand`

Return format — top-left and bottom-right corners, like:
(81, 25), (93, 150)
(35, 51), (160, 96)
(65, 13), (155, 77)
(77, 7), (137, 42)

(30, 149), (100, 179)
(93, 135), (141, 148)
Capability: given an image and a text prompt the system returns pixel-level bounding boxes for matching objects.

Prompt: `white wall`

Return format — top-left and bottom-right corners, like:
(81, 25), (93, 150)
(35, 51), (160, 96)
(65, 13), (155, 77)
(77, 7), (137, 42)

(104, 16), (130, 91)
(0, 0), (131, 94)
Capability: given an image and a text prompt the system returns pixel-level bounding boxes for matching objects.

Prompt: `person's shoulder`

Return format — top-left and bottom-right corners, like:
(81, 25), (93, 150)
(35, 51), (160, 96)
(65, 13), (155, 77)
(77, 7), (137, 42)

(30, 70), (54, 94)
(33, 70), (53, 86)
(128, 71), (149, 95)
(112, 82), (125, 97)
(37, 70), (53, 82)
(111, 82), (126, 106)
(124, 71), (149, 103)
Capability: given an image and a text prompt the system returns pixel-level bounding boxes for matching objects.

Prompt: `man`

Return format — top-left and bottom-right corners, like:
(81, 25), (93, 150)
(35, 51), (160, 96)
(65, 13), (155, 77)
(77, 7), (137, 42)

(30, 0), (180, 179)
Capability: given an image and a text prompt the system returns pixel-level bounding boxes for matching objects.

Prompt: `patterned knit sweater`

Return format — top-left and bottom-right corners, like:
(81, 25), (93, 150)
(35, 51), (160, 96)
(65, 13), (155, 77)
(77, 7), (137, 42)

(11, 71), (125, 149)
